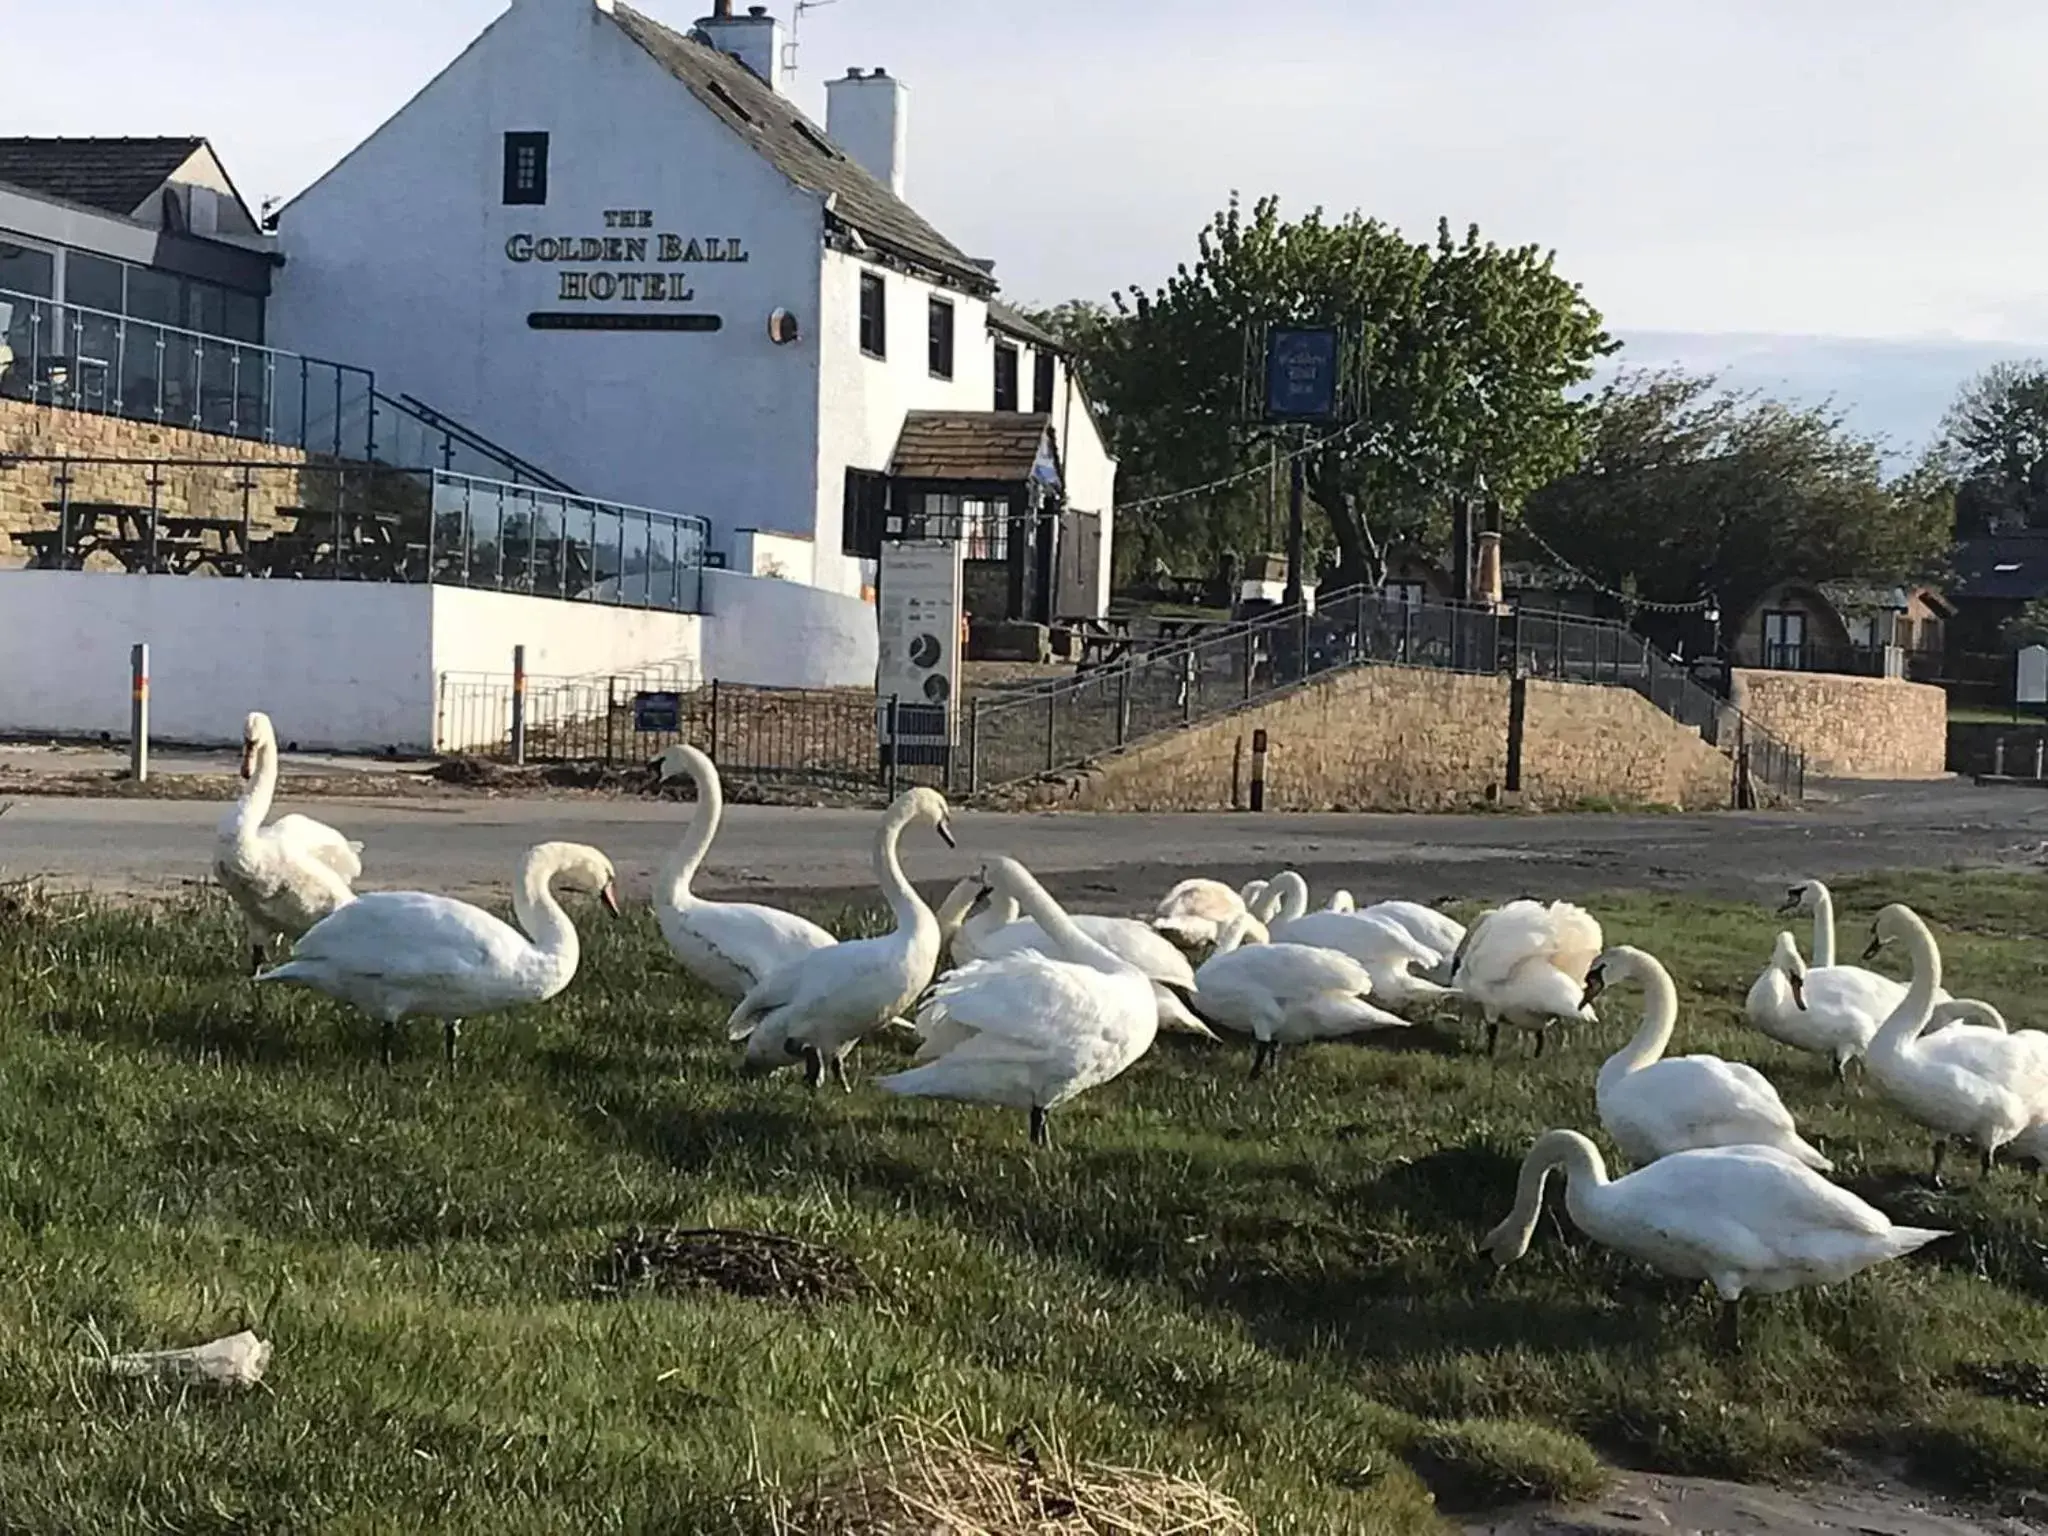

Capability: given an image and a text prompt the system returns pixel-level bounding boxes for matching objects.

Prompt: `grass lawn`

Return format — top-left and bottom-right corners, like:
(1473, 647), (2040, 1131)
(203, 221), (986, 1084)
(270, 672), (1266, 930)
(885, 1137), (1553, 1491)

(0, 868), (2046, 1531)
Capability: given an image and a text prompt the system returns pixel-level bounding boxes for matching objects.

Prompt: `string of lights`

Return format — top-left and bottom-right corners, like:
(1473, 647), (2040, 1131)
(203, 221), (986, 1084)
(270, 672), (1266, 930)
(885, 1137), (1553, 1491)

(1514, 516), (1718, 615)
(1117, 420), (1369, 514)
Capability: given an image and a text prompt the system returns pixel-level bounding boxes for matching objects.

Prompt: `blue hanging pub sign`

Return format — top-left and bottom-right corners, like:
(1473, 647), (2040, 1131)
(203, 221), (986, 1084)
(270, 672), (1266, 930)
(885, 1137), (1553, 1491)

(1262, 326), (1341, 423)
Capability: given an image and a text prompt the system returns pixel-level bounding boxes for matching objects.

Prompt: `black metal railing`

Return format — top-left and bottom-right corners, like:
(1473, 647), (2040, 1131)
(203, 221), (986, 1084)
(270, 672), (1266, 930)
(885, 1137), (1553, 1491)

(436, 673), (901, 791)
(0, 454), (708, 613)
(963, 587), (1806, 801)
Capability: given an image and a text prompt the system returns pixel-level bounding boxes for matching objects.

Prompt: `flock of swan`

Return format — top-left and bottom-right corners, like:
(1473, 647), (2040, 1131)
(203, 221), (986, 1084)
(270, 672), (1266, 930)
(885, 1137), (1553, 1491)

(203, 710), (2040, 1348)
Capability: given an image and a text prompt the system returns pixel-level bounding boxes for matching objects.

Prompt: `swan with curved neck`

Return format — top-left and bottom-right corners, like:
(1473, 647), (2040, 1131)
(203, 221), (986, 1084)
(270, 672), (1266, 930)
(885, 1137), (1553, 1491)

(726, 787), (956, 1087)
(258, 840), (621, 1066)
(1861, 904), (2048, 1184)
(940, 881), (1214, 1038)
(1780, 880), (1842, 968)
(1590, 946), (1828, 1168)
(884, 856), (1157, 1146)
(214, 710), (362, 983)
(1191, 908), (1407, 1077)
(1745, 923), (1949, 1082)
(1483, 1127), (1947, 1351)
(649, 745), (836, 998)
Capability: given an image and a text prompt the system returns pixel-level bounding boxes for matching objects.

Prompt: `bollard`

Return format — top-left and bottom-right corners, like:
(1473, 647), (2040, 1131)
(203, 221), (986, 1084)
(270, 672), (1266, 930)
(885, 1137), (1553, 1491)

(1994, 736), (2007, 778)
(510, 645), (528, 767)
(129, 643), (149, 783)
(1249, 728), (1268, 811)
(2036, 738), (2045, 782)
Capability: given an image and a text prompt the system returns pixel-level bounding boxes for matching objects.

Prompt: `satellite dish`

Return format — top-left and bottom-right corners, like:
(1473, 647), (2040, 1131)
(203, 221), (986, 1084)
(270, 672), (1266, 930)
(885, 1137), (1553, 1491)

(768, 308), (801, 345)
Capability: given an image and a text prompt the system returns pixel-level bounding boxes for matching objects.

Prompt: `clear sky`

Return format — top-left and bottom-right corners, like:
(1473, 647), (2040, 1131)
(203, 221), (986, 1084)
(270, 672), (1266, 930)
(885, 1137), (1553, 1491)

(13, 0), (2048, 449)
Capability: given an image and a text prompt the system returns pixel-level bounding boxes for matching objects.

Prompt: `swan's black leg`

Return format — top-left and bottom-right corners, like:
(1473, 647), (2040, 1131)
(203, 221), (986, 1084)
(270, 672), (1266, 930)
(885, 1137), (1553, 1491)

(1981, 1143), (1996, 1178)
(1028, 1105), (1050, 1148)
(802, 1046), (825, 1090)
(830, 1052), (851, 1093)
(1929, 1138), (1947, 1189)
(1717, 1297), (1742, 1354)
(1250, 1040), (1275, 1078)
(1484, 1018), (1500, 1057)
(380, 1019), (397, 1069)
(248, 941), (267, 978)
(444, 1019), (461, 1071)
(1532, 1027), (1549, 1060)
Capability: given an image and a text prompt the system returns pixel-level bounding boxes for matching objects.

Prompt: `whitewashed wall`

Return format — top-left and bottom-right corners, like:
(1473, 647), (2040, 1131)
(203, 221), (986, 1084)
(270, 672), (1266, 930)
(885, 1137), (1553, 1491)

(429, 585), (702, 682)
(0, 573), (437, 748)
(700, 568), (877, 689)
(268, 0), (829, 559)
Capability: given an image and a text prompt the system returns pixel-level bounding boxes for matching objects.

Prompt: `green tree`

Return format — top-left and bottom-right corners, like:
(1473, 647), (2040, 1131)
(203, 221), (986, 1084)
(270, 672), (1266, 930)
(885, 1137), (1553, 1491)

(1519, 369), (1953, 638)
(2002, 596), (2048, 648)
(1041, 195), (1614, 589)
(1933, 360), (2048, 534)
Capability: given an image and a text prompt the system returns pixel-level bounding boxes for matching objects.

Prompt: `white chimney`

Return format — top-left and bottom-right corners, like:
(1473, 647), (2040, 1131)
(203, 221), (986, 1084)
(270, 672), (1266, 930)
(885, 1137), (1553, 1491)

(697, 2), (784, 95)
(826, 67), (909, 199)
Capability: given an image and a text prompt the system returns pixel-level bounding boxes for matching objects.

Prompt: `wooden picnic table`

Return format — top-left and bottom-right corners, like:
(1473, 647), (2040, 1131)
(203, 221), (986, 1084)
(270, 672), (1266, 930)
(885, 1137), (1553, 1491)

(26, 500), (210, 573)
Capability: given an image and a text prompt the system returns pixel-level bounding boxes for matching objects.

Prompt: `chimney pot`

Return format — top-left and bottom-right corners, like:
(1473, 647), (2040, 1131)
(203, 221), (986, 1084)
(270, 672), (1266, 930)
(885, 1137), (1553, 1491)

(845, 66), (863, 78)
(748, 3), (767, 13)
(873, 66), (888, 76)
(713, 0), (731, 14)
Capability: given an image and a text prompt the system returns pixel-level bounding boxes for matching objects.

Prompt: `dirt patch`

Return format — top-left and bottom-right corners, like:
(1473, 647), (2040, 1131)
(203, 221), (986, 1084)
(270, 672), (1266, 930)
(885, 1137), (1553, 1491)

(1465, 1467), (2046, 1536)
(589, 1225), (867, 1304)
(776, 1413), (1253, 1535)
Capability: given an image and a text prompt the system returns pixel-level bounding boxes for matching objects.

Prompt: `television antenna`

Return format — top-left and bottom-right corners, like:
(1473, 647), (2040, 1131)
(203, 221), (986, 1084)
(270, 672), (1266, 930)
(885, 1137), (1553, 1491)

(781, 0), (841, 79)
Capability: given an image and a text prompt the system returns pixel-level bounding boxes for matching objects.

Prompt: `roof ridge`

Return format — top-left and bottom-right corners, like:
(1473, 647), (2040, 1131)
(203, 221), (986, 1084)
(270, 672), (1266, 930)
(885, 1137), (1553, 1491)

(606, 2), (993, 294)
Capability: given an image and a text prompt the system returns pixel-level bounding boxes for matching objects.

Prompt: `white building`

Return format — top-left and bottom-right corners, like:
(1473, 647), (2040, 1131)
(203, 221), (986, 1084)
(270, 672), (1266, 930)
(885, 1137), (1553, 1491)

(268, 0), (1116, 619)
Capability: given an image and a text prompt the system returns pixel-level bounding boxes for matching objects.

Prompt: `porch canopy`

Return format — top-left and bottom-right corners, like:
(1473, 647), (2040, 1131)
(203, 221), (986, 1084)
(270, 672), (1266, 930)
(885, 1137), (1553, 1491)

(888, 410), (1061, 623)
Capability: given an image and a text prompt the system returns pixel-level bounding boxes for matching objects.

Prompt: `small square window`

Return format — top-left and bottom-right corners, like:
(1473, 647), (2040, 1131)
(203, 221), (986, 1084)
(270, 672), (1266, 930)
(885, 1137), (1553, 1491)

(928, 297), (955, 379)
(993, 342), (1019, 411)
(859, 272), (887, 359)
(1033, 349), (1055, 413)
(503, 131), (549, 206)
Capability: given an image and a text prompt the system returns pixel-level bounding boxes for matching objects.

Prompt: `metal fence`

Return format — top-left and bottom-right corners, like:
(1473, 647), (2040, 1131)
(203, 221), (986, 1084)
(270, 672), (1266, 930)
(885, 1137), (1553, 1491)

(962, 587), (1805, 802)
(437, 672), (900, 792)
(0, 454), (709, 613)
(2, 289), (573, 488)
(2, 286), (374, 458)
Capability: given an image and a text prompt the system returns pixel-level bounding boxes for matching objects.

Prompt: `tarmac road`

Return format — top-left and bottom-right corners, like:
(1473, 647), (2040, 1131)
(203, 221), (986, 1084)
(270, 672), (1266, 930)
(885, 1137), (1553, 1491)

(3, 776), (2043, 912)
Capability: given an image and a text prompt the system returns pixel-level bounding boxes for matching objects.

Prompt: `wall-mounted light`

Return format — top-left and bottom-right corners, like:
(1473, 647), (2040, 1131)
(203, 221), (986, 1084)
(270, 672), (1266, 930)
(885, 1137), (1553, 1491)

(768, 308), (801, 345)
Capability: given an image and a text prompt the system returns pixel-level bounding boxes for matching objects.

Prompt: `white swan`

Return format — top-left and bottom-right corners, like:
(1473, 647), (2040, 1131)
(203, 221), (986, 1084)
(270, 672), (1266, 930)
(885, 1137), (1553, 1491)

(1151, 876), (1265, 950)
(1189, 912), (1409, 1076)
(1483, 1129), (1947, 1350)
(726, 786), (955, 1088)
(1315, 887), (1465, 985)
(214, 710), (362, 977)
(880, 856), (1158, 1146)
(945, 884), (1215, 1038)
(258, 840), (620, 1066)
(1451, 898), (1604, 1055)
(1590, 946), (1829, 1169)
(1744, 930), (1948, 1081)
(1254, 872), (1458, 1012)
(649, 744), (836, 998)
(1860, 904), (2048, 1184)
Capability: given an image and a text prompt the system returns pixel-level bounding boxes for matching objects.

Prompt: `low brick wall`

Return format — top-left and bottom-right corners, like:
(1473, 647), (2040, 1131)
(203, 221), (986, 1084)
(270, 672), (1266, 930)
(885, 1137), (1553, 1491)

(1729, 668), (1946, 780)
(1001, 664), (1734, 812)
(0, 398), (312, 569)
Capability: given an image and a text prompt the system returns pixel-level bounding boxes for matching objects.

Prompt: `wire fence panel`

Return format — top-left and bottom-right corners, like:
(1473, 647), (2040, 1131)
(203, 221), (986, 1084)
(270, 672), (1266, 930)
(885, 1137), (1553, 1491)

(436, 674), (893, 792)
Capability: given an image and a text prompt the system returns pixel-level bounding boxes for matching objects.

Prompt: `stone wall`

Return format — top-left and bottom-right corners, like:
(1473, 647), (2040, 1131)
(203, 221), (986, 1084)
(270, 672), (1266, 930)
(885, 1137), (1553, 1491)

(1729, 668), (1947, 780)
(1000, 664), (1735, 813)
(0, 398), (312, 569)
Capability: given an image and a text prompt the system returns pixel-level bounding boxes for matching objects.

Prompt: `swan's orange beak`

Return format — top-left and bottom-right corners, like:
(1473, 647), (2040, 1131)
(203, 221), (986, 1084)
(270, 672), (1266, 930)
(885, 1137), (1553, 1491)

(1579, 966), (1607, 1009)
(936, 818), (957, 849)
(600, 881), (622, 918)
(238, 740), (257, 780)
(1789, 971), (1807, 1011)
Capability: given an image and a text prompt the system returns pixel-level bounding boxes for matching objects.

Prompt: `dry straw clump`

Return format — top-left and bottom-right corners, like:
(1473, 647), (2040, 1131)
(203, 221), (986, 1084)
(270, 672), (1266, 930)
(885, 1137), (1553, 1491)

(774, 1414), (1255, 1536)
